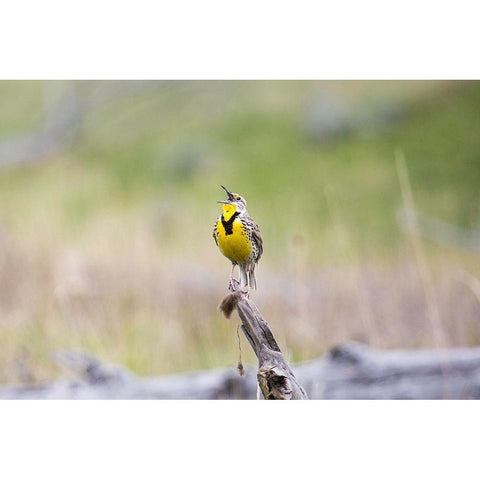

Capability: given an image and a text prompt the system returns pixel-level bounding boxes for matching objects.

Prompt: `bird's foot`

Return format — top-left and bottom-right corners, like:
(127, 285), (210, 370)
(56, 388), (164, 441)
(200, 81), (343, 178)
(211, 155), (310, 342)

(228, 278), (240, 292)
(239, 284), (250, 297)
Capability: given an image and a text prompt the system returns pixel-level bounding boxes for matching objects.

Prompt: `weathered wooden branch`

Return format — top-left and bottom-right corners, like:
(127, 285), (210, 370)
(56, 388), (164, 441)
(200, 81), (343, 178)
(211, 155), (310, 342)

(219, 285), (308, 400)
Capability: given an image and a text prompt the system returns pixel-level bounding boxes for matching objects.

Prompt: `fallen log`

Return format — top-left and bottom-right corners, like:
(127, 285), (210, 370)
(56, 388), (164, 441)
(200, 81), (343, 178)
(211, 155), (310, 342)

(3, 342), (480, 399)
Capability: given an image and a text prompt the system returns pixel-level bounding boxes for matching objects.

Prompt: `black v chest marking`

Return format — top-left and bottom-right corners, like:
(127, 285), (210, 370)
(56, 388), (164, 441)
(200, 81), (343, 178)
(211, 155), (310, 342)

(221, 212), (239, 235)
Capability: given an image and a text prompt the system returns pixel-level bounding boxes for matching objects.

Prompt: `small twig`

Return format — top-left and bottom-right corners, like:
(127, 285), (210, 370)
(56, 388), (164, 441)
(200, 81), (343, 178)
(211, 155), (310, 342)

(236, 324), (244, 376)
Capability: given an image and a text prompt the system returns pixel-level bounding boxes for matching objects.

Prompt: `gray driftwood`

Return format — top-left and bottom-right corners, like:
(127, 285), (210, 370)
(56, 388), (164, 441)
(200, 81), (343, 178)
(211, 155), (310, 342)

(3, 341), (480, 399)
(219, 286), (308, 399)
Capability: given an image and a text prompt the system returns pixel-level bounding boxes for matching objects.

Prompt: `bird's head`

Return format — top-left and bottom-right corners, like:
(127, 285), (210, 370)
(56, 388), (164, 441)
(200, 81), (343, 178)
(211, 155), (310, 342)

(218, 185), (248, 218)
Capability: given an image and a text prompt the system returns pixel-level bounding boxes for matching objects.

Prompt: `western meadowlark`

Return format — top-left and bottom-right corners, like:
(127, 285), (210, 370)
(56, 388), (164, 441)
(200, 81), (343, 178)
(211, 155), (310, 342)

(213, 185), (263, 291)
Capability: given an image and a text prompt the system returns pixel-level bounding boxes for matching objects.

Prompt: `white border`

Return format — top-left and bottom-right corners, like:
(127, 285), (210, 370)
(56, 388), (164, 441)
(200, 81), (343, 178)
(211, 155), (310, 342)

(0, 401), (478, 479)
(1, 1), (479, 78)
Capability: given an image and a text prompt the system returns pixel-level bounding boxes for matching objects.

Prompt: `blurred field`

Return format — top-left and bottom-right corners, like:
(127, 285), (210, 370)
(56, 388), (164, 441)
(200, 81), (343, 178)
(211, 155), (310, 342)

(1, 80), (480, 384)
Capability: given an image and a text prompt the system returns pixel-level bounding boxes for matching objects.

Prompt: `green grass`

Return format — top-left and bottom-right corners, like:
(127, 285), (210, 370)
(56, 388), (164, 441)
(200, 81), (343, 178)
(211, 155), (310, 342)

(4, 80), (479, 253)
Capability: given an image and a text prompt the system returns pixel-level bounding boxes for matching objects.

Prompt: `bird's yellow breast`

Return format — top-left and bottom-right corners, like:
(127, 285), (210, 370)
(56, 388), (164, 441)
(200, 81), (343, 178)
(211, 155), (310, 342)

(216, 218), (252, 264)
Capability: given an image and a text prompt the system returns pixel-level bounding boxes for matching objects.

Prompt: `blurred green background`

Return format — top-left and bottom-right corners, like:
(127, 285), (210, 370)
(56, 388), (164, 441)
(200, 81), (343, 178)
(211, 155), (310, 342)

(1, 80), (480, 383)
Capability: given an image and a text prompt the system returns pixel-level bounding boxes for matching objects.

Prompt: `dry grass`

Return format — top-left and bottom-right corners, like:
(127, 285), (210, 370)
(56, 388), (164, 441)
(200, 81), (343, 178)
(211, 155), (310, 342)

(2, 218), (480, 384)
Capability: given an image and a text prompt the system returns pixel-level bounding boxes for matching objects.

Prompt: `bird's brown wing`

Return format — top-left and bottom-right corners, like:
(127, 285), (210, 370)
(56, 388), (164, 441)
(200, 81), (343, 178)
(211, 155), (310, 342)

(251, 219), (263, 263)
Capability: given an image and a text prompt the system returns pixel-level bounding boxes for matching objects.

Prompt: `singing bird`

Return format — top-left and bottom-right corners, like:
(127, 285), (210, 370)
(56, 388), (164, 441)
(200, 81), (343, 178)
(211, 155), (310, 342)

(213, 186), (263, 291)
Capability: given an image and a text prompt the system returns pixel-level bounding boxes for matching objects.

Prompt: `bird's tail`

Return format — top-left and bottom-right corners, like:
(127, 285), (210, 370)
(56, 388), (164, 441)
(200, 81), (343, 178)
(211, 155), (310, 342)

(248, 268), (257, 290)
(239, 266), (257, 290)
(239, 266), (248, 290)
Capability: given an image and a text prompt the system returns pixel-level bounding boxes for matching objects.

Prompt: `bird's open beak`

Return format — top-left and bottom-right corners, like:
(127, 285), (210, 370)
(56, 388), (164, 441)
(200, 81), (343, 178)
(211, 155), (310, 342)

(219, 185), (234, 202)
(221, 185), (232, 195)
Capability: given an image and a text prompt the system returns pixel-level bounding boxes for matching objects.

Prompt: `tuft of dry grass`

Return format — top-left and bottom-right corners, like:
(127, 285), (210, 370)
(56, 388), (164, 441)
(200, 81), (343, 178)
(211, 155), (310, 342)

(218, 291), (242, 319)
